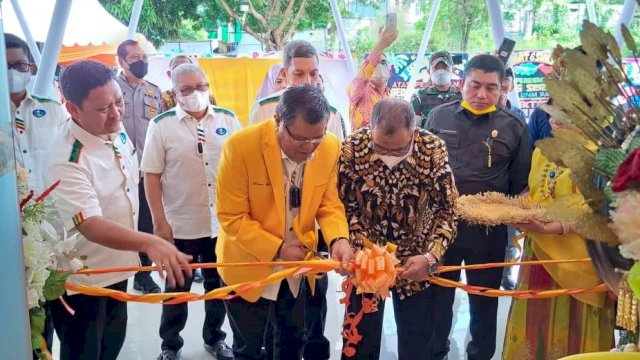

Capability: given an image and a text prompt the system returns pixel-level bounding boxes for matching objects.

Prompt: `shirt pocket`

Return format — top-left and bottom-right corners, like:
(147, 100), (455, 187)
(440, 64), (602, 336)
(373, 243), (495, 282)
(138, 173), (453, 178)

(432, 129), (460, 167)
(143, 96), (160, 120)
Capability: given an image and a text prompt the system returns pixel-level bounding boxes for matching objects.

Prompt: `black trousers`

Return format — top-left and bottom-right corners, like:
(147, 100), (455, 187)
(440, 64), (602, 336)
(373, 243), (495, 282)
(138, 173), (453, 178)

(341, 286), (437, 360)
(225, 280), (308, 360)
(430, 244), (505, 360)
(134, 180), (154, 283)
(49, 280), (128, 360)
(160, 237), (227, 351)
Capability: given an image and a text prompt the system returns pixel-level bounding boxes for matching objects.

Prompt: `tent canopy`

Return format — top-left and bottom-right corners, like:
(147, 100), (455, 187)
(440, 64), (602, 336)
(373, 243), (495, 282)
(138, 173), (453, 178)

(2, 0), (155, 65)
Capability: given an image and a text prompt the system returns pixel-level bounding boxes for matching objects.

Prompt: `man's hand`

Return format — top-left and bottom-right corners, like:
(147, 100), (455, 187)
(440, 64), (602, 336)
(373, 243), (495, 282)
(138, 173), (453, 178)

(330, 238), (354, 276)
(279, 239), (307, 261)
(142, 235), (192, 288)
(153, 218), (174, 243)
(399, 254), (433, 282)
(377, 26), (398, 50)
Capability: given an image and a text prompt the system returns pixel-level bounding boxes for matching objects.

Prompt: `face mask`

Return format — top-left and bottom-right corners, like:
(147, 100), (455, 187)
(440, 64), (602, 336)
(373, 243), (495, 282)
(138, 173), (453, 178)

(379, 155), (407, 169)
(8, 69), (30, 94)
(461, 100), (497, 116)
(127, 60), (148, 79)
(372, 64), (390, 84)
(431, 69), (452, 86)
(178, 90), (210, 112)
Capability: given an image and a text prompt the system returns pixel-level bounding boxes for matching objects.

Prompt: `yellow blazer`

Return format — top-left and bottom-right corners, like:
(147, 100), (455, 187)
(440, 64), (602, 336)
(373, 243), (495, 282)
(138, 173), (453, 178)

(216, 119), (349, 302)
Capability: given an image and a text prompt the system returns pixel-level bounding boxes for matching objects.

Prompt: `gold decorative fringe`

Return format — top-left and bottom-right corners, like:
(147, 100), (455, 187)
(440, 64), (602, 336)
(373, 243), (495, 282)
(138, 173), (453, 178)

(616, 275), (638, 333)
(455, 192), (545, 226)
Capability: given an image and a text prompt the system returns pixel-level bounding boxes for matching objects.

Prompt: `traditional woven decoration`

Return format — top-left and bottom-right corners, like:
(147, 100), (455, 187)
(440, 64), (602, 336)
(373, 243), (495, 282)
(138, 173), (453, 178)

(616, 275), (639, 333)
(455, 191), (545, 226)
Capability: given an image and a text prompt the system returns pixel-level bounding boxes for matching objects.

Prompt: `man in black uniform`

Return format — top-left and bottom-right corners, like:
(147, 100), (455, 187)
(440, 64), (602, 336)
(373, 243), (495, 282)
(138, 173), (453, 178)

(426, 54), (532, 360)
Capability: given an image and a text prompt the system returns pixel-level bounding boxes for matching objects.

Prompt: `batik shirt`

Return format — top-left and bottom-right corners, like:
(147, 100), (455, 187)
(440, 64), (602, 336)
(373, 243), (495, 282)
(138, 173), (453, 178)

(338, 128), (459, 298)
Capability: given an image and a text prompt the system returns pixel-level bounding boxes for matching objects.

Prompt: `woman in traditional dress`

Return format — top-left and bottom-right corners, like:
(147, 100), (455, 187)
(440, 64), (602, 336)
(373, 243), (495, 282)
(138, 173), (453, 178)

(502, 118), (615, 359)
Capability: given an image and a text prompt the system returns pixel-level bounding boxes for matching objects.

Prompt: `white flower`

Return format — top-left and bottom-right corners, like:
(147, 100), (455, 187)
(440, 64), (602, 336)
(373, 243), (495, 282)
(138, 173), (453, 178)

(619, 241), (640, 260)
(61, 230), (78, 254)
(23, 237), (49, 269)
(31, 267), (50, 288)
(69, 258), (84, 273)
(26, 288), (40, 309)
(39, 220), (58, 242)
(23, 220), (41, 240)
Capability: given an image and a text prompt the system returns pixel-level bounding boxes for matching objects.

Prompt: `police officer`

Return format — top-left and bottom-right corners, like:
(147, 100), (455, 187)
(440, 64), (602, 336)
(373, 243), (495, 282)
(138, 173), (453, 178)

(411, 51), (462, 129)
(115, 39), (165, 294)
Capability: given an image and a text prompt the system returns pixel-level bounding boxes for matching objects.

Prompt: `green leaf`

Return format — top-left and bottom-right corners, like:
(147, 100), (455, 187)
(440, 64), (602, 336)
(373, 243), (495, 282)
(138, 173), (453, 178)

(29, 307), (46, 350)
(43, 270), (71, 301)
(622, 24), (637, 54)
(628, 261), (640, 300)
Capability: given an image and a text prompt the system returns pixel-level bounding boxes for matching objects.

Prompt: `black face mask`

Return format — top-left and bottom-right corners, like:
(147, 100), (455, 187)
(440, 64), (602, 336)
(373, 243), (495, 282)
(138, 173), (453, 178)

(127, 60), (148, 79)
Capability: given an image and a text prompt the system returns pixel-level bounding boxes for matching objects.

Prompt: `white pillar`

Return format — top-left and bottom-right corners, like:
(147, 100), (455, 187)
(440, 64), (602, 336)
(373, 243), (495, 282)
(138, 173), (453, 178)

(486, 0), (506, 48)
(329, 0), (356, 77)
(32, 0), (72, 98)
(127, 0), (144, 40)
(403, 0), (441, 101)
(586, 0), (597, 24)
(0, 5), (33, 358)
(614, 0), (637, 48)
(10, 0), (42, 65)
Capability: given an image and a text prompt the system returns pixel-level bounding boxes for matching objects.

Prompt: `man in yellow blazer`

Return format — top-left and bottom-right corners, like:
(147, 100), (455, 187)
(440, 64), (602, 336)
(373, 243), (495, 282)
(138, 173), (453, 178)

(216, 84), (354, 359)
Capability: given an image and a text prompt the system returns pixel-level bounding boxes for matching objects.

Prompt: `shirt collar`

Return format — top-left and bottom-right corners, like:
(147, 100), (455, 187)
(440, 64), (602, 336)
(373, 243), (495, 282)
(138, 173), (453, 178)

(175, 104), (215, 123)
(69, 119), (117, 151)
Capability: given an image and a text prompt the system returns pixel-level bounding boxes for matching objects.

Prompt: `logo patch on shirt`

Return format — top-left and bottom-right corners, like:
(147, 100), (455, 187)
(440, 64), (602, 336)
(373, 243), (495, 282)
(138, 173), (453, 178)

(215, 127), (228, 136)
(120, 132), (127, 144)
(32, 109), (46, 118)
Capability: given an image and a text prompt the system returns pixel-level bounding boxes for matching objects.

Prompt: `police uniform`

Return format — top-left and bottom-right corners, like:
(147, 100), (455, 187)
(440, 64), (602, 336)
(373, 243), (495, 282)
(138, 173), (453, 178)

(411, 84), (462, 129)
(46, 120), (139, 360)
(249, 89), (349, 142)
(115, 74), (164, 291)
(426, 100), (532, 360)
(142, 105), (241, 355)
(11, 93), (70, 193)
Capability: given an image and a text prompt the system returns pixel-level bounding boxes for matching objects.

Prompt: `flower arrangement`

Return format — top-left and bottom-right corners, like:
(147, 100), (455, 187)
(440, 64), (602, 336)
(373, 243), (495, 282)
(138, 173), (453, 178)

(17, 168), (81, 359)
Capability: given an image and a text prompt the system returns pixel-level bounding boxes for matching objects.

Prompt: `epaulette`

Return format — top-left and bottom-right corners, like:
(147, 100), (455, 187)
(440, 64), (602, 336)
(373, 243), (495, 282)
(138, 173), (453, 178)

(68, 139), (84, 163)
(500, 107), (527, 127)
(31, 94), (61, 106)
(152, 110), (176, 123)
(259, 94), (281, 106)
(212, 106), (236, 117)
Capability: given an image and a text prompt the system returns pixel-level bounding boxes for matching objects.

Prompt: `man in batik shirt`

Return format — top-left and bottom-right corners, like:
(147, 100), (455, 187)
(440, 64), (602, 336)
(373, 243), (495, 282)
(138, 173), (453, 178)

(338, 98), (458, 359)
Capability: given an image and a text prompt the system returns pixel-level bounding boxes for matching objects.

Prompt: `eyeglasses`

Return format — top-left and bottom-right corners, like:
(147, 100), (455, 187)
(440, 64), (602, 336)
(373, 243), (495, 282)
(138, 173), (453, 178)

(371, 137), (414, 156)
(8, 62), (31, 73)
(177, 83), (209, 96)
(284, 125), (325, 146)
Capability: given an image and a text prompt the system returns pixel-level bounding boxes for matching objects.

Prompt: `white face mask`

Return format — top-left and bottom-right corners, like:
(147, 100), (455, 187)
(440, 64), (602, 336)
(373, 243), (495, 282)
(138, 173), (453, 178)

(372, 64), (390, 84)
(378, 154), (406, 169)
(178, 90), (209, 112)
(8, 69), (31, 94)
(431, 69), (452, 86)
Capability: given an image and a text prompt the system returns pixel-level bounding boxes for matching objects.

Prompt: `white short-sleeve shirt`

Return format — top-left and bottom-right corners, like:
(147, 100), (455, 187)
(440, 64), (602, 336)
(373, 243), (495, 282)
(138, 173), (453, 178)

(11, 93), (70, 193)
(248, 89), (350, 141)
(141, 104), (242, 239)
(46, 120), (140, 291)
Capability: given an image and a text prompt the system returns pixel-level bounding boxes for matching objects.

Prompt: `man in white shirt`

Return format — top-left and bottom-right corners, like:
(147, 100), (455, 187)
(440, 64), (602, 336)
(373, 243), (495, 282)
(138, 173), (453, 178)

(142, 64), (239, 360)
(249, 40), (349, 142)
(47, 60), (192, 360)
(5, 33), (69, 194)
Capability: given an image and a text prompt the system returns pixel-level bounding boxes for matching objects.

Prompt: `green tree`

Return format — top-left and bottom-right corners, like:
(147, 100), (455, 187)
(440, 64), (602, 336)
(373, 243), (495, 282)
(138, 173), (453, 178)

(100, 0), (201, 46)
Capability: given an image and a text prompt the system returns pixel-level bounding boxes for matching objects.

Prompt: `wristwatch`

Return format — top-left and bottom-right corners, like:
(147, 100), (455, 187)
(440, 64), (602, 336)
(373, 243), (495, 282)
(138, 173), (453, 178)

(422, 253), (439, 274)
